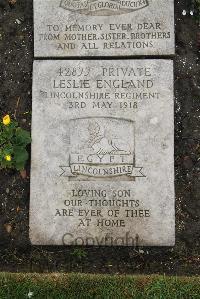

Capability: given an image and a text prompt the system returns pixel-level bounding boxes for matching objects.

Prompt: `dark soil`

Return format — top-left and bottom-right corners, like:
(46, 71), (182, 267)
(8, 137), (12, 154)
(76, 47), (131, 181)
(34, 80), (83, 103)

(0, 0), (200, 276)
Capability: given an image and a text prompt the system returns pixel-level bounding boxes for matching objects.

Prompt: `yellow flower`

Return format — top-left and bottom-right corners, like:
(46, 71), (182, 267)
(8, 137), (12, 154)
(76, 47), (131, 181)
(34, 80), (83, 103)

(5, 155), (12, 162)
(3, 115), (11, 126)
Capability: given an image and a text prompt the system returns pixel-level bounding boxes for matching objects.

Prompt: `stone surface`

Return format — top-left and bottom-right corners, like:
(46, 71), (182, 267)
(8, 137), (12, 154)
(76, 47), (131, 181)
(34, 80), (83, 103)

(30, 59), (175, 246)
(34, 0), (175, 57)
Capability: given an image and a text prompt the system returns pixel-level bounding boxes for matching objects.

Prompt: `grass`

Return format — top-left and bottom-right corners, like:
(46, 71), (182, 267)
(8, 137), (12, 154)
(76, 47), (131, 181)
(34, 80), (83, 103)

(0, 273), (199, 299)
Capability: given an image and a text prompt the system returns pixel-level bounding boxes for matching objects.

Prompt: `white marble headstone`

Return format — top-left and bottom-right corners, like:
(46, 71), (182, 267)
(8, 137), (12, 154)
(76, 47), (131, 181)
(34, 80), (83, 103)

(34, 0), (175, 57)
(30, 59), (175, 246)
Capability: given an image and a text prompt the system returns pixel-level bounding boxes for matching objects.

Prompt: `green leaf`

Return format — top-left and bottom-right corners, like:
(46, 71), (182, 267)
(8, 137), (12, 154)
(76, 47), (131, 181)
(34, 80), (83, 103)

(14, 128), (31, 146)
(13, 146), (29, 170)
(0, 144), (13, 163)
(0, 159), (13, 169)
(0, 117), (30, 171)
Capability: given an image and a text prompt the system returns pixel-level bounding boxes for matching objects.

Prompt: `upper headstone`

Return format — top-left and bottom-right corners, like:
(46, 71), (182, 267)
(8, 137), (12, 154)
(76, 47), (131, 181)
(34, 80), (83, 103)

(34, 0), (175, 57)
(30, 59), (175, 246)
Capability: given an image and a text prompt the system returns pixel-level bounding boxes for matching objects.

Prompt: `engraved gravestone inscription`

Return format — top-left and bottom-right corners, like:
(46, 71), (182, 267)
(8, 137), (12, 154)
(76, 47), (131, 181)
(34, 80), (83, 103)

(34, 0), (175, 57)
(30, 60), (175, 246)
